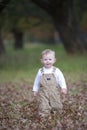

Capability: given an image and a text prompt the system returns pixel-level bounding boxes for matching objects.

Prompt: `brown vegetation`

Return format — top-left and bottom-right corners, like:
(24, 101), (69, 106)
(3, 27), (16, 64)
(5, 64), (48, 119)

(0, 79), (87, 130)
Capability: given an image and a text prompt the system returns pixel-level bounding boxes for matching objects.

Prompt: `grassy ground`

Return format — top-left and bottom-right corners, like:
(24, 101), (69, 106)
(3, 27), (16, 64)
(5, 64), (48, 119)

(0, 43), (87, 83)
(0, 43), (87, 130)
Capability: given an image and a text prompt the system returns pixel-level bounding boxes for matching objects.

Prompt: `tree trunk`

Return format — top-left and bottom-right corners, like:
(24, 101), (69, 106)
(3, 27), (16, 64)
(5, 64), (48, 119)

(31, 0), (87, 53)
(12, 29), (24, 49)
(0, 32), (5, 54)
(53, 19), (85, 53)
(51, 0), (87, 53)
(0, 0), (11, 13)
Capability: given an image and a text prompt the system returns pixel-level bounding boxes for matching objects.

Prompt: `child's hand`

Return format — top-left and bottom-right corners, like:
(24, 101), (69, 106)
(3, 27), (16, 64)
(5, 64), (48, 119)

(33, 91), (38, 97)
(61, 88), (67, 95)
(61, 88), (67, 102)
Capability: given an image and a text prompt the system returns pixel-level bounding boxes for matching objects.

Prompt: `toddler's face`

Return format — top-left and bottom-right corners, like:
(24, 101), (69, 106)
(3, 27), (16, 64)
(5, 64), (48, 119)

(41, 53), (56, 68)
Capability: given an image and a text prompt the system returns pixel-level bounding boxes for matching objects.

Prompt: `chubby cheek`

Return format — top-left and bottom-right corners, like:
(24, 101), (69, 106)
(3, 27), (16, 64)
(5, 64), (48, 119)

(53, 58), (56, 63)
(44, 61), (47, 65)
(41, 59), (45, 64)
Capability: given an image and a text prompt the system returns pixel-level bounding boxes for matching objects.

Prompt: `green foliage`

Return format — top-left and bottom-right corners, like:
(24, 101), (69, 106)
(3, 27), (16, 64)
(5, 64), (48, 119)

(81, 11), (87, 31)
(1, 0), (51, 31)
(73, 0), (87, 22)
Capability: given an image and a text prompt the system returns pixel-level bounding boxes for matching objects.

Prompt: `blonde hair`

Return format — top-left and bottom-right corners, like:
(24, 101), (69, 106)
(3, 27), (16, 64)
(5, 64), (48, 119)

(41, 49), (55, 58)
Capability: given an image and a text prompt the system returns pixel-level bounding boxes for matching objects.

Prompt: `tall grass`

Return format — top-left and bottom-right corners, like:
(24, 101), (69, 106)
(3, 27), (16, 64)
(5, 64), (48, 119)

(0, 43), (87, 84)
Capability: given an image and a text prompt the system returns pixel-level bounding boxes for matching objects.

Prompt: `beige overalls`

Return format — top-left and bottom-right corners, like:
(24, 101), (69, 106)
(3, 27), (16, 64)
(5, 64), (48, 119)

(38, 67), (63, 117)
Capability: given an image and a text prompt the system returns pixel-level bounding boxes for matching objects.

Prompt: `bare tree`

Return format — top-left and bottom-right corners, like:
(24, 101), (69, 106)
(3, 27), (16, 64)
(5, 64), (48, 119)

(0, 0), (11, 12)
(31, 0), (87, 53)
(0, 0), (11, 53)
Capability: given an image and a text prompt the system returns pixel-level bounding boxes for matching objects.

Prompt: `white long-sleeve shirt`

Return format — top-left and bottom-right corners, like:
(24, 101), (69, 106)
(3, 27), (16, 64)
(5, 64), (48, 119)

(33, 66), (67, 92)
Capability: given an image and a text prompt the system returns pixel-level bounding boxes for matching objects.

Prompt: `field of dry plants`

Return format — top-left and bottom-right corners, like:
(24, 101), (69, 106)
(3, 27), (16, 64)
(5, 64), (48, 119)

(0, 77), (87, 130)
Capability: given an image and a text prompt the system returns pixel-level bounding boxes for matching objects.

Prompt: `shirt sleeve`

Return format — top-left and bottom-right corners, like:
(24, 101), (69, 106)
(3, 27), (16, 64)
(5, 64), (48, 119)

(55, 68), (67, 89)
(33, 69), (41, 92)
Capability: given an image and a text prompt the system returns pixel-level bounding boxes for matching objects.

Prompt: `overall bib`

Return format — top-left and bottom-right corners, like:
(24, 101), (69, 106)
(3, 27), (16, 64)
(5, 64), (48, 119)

(38, 68), (63, 117)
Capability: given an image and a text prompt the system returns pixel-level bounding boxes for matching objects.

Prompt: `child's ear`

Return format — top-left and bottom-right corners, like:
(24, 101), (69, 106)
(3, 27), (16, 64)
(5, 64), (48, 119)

(40, 58), (43, 63)
(54, 58), (56, 63)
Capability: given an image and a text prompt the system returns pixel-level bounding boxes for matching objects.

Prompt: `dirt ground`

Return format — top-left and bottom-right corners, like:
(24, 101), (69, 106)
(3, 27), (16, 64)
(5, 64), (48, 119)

(0, 79), (87, 130)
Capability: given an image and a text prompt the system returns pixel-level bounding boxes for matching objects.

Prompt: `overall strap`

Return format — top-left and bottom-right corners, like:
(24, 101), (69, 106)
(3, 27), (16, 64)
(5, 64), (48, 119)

(40, 67), (56, 74)
(40, 67), (44, 74)
(52, 67), (56, 73)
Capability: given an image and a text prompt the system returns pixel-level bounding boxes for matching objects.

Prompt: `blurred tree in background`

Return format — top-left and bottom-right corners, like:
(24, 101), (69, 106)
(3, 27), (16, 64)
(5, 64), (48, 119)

(0, 0), (87, 54)
(0, 0), (51, 52)
(0, 0), (11, 53)
(31, 0), (87, 53)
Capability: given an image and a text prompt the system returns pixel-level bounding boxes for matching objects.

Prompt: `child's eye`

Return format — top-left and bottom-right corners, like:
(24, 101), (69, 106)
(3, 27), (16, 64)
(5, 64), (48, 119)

(49, 59), (52, 60)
